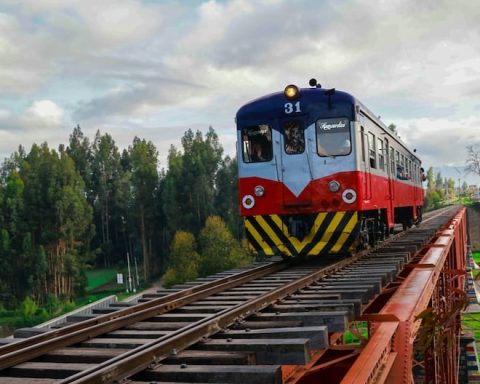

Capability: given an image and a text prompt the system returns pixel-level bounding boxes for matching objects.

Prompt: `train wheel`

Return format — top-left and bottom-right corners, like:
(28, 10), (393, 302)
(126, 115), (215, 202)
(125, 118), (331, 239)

(359, 217), (370, 250)
(402, 218), (413, 231)
(367, 219), (376, 247)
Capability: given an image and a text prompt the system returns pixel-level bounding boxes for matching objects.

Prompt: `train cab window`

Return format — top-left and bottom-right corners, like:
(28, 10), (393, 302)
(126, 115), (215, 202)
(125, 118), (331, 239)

(283, 120), (305, 154)
(368, 132), (376, 168)
(316, 118), (351, 157)
(241, 124), (273, 163)
(377, 138), (385, 171)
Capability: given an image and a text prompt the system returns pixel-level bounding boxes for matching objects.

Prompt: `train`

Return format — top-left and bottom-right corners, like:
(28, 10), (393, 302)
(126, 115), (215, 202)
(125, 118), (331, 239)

(236, 79), (424, 259)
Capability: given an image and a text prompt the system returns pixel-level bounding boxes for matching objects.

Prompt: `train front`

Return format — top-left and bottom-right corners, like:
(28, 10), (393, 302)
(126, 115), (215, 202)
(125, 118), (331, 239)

(236, 82), (361, 259)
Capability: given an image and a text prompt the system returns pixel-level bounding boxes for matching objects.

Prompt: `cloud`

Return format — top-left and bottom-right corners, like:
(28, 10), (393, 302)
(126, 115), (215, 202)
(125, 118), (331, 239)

(26, 100), (64, 125)
(0, 99), (65, 131)
(395, 115), (480, 168)
(72, 76), (206, 121)
(0, 1), (176, 94)
(0, 99), (68, 161)
(0, 0), (479, 176)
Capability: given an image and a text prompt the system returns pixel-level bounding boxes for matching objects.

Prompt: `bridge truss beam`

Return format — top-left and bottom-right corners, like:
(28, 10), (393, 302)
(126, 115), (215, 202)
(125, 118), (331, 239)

(296, 207), (468, 384)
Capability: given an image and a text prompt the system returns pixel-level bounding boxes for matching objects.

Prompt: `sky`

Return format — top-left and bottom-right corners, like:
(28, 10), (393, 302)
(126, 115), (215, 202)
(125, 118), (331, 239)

(0, 0), (479, 185)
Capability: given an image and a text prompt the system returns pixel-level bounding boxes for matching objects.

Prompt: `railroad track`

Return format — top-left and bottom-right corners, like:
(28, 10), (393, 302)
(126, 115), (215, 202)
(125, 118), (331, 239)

(0, 206), (462, 384)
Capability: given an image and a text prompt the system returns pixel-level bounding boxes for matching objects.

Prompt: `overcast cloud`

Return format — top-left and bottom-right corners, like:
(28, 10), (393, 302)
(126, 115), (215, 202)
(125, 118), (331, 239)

(0, 0), (479, 183)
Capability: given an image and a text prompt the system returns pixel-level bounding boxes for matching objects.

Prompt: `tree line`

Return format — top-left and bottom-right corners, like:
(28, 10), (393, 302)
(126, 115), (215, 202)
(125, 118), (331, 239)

(0, 126), (243, 307)
(3, 128), (478, 308)
(422, 166), (474, 211)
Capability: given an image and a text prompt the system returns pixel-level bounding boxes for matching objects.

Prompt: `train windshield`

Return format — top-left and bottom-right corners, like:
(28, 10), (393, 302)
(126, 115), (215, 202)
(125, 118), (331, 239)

(241, 124), (273, 163)
(316, 117), (351, 157)
(283, 120), (305, 154)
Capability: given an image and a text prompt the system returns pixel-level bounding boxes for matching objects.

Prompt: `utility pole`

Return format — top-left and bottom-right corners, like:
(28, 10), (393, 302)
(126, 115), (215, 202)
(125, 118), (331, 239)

(455, 167), (463, 197)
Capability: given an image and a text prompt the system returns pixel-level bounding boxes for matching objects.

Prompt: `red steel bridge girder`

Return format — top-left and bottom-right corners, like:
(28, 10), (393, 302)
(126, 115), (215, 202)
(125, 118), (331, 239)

(344, 208), (467, 384)
(298, 208), (468, 384)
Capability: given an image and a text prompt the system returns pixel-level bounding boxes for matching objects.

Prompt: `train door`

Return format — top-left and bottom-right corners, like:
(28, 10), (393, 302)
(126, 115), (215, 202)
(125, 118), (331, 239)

(361, 127), (372, 200)
(385, 138), (395, 226)
(279, 119), (312, 207)
(413, 162), (418, 203)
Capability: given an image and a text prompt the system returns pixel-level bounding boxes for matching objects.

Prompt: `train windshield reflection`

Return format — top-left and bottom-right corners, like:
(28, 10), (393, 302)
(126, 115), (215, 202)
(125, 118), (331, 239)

(316, 118), (351, 157)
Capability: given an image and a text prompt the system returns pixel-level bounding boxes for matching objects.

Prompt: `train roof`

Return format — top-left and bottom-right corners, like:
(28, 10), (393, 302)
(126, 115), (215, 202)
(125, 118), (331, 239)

(236, 87), (355, 120)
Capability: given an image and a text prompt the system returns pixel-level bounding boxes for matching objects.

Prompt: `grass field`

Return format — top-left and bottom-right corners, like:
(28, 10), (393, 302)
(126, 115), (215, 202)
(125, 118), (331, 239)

(464, 250), (480, 359)
(473, 251), (480, 266)
(463, 312), (480, 340)
(85, 269), (118, 292)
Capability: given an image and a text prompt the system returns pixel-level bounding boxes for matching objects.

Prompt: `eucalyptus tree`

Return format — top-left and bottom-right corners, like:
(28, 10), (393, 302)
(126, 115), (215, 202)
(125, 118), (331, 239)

(90, 131), (122, 266)
(67, 125), (93, 199)
(128, 137), (159, 280)
(162, 128), (223, 237)
(214, 156), (242, 239)
(0, 163), (27, 305)
(19, 144), (93, 302)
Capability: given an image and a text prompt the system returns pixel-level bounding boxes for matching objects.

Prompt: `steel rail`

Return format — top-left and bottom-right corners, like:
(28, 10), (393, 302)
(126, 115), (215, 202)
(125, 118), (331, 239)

(0, 260), (290, 370)
(61, 251), (369, 384)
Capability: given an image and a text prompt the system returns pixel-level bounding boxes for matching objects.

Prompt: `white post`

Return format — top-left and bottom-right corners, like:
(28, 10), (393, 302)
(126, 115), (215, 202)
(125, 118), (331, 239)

(134, 257), (140, 291)
(127, 252), (133, 293)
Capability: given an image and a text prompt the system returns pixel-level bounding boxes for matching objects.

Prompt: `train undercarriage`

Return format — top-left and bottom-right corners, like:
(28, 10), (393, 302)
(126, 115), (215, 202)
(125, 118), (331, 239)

(358, 205), (423, 249)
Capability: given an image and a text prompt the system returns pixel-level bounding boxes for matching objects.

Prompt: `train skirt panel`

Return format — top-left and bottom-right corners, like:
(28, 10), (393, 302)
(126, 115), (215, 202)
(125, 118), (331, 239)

(245, 211), (359, 258)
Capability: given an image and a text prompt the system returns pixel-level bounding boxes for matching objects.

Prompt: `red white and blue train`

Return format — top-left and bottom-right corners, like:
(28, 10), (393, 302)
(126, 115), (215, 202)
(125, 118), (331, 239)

(236, 79), (424, 258)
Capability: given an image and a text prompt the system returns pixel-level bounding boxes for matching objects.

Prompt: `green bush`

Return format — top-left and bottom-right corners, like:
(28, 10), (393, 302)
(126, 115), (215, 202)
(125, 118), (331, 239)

(20, 297), (38, 320)
(473, 251), (480, 266)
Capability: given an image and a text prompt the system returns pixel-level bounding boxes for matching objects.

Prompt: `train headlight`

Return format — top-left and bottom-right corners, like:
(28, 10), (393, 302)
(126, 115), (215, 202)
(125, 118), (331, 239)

(284, 84), (300, 100)
(342, 189), (357, 204)
(328, 180), (340, 192)
(254, 185), (265, 197)
(242, 195), (255, 209)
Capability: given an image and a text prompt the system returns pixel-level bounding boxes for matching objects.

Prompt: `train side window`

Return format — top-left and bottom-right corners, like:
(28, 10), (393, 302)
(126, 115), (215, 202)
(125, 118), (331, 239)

(316, 118), (351, 157)
(368, 132), (376, 168)
(283, 120), (305, 154)
(377, 138), (385, 171)
(241, 124), (273, 163)
(390, 146), (395, 175)
(396, 151), (406, 179)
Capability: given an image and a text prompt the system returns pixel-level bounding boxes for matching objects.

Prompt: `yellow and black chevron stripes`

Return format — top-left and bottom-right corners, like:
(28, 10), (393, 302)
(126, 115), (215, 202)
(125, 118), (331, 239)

(245, 211), (359, 258)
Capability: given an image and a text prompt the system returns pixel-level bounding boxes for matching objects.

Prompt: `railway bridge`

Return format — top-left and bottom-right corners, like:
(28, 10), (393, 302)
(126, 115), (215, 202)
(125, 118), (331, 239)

(0, 206), (474, 383)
